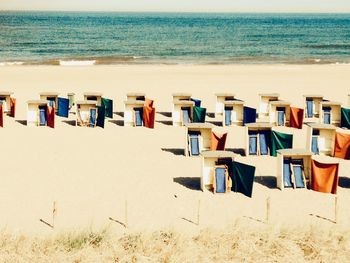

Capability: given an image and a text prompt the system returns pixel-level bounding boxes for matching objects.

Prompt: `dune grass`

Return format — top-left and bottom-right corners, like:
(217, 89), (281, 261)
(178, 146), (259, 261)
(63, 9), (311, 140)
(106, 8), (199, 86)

(0, 223), (350, 263)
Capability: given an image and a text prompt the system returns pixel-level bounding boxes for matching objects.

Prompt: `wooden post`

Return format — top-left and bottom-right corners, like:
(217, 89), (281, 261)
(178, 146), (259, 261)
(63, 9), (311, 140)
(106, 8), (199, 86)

(335, 195), (338, 224)
(197, 200), (200, 225)
(125, 200), (128, 228)
(52, 201), (57, 229)
(266, 196), (270, 224)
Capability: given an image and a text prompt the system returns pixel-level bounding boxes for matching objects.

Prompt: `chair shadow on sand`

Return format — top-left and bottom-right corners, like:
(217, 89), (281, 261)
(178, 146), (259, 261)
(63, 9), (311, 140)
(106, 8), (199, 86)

(114, 112), (124, 117)
(157, 112), (172, 118)
(173, 177), (201, 191)
(161, 148), (184, 156)
(16, 120), (27, 126)
(156, 120), (173, 126)
(108, 120), (124, 126)
(339, 177), (350, 188)
(62, 120), (76, 126)
(255, 176), (277, 189)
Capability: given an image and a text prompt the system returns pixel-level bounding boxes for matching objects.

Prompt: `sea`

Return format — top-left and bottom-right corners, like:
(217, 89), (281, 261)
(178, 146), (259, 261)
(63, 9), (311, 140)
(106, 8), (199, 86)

(0, 12), (350, 66)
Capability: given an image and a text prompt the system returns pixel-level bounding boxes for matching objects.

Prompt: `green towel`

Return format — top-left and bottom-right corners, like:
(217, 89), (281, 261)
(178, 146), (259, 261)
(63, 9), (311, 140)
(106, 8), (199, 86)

(341, 108), (350, 129)
(232, 161), (256, 198)
(96, 106), (105, 128)
(193, 106), (206, 123)
(101, 97), (113, 118)
(271, 130), (293, 156)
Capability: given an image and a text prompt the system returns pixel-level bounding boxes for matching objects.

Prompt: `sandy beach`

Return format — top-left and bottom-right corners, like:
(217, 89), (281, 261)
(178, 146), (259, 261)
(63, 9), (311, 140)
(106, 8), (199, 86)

(0, 64), (350, 236)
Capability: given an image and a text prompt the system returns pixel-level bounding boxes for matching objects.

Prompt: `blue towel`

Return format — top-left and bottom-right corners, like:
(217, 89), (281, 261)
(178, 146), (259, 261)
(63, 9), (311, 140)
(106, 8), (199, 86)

(259, 131), (269, 155)
(89, 108), (97, 127)
(248, 131), (257, 155)
(306, 100), (313, 118)
(293, 164), (305, 188)
(311, 136), (319, 154)
(57, 97), (69, 118)
(39, 108), (46, 126)
(215, 167), (226, 193)
(189, 134), (200, 156)
(283, 159), (293, 187)
(190, 98), (201, 107)
(134, 108), (143, 126)
(243, 106), (257, 124)
(224, 107), (232, 126)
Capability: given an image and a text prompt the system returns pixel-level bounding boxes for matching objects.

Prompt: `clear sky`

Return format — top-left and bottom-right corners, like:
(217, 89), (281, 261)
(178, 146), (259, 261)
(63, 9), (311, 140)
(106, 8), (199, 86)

(1, 0), (350, 12)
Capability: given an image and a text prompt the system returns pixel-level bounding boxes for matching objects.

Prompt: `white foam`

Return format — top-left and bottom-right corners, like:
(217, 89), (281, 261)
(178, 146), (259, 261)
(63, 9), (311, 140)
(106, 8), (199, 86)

(0, 61), (25, 66)
(59, 60), (96, 66)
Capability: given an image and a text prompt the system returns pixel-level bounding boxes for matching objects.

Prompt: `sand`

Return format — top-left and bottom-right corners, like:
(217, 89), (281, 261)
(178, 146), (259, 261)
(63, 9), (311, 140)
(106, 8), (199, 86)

(0, 64), (350, 235)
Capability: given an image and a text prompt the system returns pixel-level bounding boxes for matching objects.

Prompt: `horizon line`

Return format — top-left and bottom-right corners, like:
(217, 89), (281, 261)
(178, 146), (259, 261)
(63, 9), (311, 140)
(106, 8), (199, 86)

(1, 10), (350, 14)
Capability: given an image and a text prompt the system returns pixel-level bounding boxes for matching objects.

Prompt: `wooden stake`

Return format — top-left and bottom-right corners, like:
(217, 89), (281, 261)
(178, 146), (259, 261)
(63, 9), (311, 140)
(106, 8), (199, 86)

(125, 200), (128, 228)
(52, 201), (57, 229)
(266, 196), (270, 224)
(335, 195), (338, 224)
(197, 200), (200, 225)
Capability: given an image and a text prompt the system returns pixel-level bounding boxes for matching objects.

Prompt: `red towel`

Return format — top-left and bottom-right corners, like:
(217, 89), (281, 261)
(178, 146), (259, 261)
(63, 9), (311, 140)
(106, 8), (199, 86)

(143, 106), (155, 129)
(9, 98), (16, 118)
(47, 106), (55, 128)
(0, 104), (3, 127)
(311, 159), (339, 194)
(145, 99), (154, 108)
(334, 132), (350, 160)
(211, 132), (227, 150)
(290, 107), (304, 129)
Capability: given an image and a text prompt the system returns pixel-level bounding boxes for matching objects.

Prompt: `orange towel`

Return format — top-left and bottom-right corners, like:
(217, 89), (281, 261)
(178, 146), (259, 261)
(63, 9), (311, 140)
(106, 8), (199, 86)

(211, 132), (227, 150)
(334, 132), (350, 160)
(47, 106), (55, 128)
(9, 98), (16, 118)
(311, 159), (339, 194)
(143, 106), (155, 129)
(290, 107), (304, 129)
(0, 104), (3, 127)
(144, 99), (154, 108)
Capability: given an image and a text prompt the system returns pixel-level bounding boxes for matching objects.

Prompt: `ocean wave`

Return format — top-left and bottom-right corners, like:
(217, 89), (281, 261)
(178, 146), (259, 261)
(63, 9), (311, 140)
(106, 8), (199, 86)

(59, 60), (96, 66)
(0, 61), (25, 66)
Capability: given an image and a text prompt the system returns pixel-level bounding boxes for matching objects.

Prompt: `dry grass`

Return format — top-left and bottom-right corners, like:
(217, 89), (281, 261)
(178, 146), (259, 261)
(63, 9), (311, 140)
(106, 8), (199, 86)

(1, 223), (350, 263)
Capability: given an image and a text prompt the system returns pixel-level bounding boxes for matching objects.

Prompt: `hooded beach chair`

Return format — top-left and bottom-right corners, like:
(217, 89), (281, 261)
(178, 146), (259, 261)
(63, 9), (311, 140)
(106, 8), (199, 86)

(291, 159), (306, 188)
(306, 99), (313, 118)
(277, 107), (285, 126)
(311, 131), (320, 154)
(323, 107), (331, 124)
(224, 106), (232, 126)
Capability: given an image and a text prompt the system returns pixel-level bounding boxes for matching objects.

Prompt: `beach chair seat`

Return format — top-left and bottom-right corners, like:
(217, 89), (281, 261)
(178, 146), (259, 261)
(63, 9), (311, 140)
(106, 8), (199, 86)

(248, 131), (258, 155)
(89, 108), (97, 127)
(39, 106), (47, 126)
(181, 107), (191, 125)
(259, 131), (269, 155)
(306, 99), (313, 118)
(323, 107), (331, 124)
(283, 159), (293, 187)
(213, 165), (229, 194)
(224, 106), (232, 126)
(188, 131), (200, 156)
(134, 107), (143, 126)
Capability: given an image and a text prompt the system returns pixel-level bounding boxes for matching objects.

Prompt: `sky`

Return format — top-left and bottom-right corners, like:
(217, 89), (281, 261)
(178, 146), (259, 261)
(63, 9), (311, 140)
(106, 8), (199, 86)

(1, 0), (350, 13)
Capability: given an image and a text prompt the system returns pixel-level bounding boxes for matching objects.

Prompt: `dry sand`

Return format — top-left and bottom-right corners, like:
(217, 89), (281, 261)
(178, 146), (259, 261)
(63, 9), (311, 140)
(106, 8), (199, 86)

(0, 64), (350, 236)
